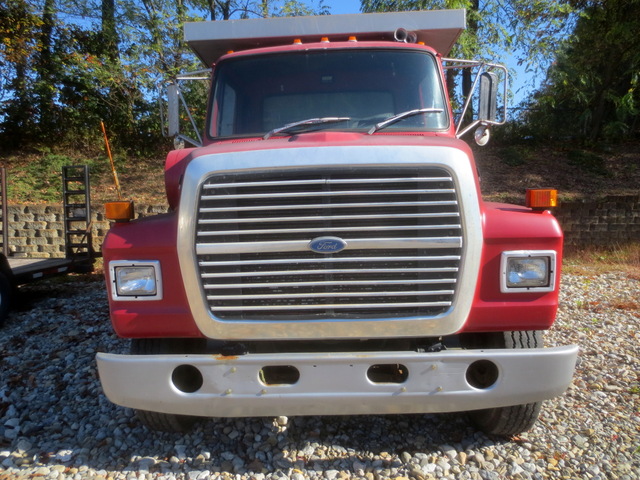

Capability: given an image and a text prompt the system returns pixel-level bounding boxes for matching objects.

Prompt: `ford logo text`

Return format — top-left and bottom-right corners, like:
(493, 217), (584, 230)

(308, 236), (347, 254)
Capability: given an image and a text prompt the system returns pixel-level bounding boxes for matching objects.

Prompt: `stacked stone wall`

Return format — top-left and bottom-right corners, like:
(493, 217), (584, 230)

(554, 195), (640, 247)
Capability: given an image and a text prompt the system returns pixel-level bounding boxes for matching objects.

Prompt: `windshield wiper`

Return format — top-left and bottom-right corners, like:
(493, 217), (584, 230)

(367, 108), (444, 135)
(263, 117), (351, 140)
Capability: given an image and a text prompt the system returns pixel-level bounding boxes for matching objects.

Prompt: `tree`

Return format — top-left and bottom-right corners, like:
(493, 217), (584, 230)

(191, 0), (328, 20)
(526, 0), (640, 142)
(0, 0), (42, 148)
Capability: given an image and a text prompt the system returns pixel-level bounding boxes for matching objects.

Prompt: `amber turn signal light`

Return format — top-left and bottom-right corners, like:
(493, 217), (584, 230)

(526, 189), (558, 209)
(105, 201), (135, 222)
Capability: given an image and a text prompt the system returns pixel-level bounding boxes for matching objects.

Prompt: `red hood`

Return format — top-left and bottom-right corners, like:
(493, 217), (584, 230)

(196, 131), (469, 155)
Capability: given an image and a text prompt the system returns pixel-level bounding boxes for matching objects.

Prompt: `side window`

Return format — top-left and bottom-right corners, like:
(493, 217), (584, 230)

(418, 60), (448, 130)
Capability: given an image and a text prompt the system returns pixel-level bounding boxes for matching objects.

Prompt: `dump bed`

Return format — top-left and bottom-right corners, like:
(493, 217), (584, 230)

(184, 9), (466, 65)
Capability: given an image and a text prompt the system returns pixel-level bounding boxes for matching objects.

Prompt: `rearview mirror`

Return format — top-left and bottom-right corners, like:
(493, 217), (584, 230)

(478, 72), (498, 122)
(166, 83), (180, 138)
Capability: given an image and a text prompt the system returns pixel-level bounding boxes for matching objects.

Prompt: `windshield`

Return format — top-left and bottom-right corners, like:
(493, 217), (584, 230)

(209, 48), (449, 138)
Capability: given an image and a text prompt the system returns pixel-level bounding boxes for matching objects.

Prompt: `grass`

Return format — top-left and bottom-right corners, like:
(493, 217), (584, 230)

(2, 150), (164, 205)
(563, 243), (640, 278)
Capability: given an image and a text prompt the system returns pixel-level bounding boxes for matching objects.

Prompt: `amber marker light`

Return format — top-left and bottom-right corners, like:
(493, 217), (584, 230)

(105, 201), (135, 222)
(321, 37), (330, 43)
(348, 36), (357, 42)
(293, 38), (302, 44)
(526, 189), (558, 210)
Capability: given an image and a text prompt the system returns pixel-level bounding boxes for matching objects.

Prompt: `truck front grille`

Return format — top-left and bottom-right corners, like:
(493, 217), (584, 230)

(195, 167), (462, 320)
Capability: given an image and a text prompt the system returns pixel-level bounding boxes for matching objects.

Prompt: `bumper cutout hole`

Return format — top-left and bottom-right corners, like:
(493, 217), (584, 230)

(367, 364), (408, 384)
(466, 360), (499, 389)
(172, 364), (203, 393)
(260, 365), (300, 385)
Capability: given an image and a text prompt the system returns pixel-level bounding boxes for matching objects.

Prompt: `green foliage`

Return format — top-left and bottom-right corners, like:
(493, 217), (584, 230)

(525, 0), (640, 143)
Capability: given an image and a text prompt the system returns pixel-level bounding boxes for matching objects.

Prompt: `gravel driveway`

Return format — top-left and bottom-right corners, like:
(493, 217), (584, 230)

(1, 271), (638, 480)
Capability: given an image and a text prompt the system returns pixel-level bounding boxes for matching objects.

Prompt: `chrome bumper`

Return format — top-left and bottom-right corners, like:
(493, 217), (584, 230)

(96, 346), (578, 418)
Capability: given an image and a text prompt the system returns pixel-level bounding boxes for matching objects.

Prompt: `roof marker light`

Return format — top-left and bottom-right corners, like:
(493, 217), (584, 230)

(321, 37), (330, 43)
(293, 38), (302, 44)
(348, 36), (357, 42)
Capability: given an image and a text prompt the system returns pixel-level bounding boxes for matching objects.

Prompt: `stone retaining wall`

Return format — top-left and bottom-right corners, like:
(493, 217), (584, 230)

(1, 196), (638, 258)
(554, 194), (640, 246)
(0, 204), (168, 258)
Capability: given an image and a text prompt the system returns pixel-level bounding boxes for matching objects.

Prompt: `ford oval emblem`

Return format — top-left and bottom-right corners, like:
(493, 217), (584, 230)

(308, 236), (347, 254)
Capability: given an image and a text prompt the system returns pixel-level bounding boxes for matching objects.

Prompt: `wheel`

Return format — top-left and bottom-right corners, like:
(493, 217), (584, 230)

(460, 331), (544, 436)
(0, 272), (13, 327)
(130, 338), (207, 433)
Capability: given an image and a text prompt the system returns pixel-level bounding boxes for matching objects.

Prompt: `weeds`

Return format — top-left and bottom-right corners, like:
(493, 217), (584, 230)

(568, 149), (609, 177)
(499, 146), (530, 167)
(563, 243), (640, 277)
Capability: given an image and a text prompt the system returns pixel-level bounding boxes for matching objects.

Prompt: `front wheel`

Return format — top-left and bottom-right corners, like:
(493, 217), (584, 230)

(129, 338), (207, 433)
(461, 331), (544, 436)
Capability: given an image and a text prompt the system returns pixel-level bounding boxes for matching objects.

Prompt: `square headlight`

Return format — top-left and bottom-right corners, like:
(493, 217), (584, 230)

(500, 251), (556, 293)
(110, 260), (162, 300)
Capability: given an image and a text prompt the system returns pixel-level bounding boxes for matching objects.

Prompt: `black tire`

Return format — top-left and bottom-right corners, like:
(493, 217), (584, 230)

(130, 338), (207, 433)
(461, 331), (544, 436)
(0, 272), (13, 327)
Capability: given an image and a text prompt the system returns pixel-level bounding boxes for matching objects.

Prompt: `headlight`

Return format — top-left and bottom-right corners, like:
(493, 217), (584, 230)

(500, 251), (556, 293)
(109, 260), (163, 300)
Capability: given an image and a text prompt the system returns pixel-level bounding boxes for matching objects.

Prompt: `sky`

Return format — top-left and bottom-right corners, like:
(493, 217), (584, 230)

(321, 0), (538, 107)
(326, 0), (363, 15)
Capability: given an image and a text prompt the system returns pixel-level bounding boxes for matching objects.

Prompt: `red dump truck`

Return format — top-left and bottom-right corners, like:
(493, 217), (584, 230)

(96, 10), (578, 436)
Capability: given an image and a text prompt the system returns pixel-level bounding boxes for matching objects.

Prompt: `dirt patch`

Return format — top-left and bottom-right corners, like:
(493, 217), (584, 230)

(475, 142), (640, 203)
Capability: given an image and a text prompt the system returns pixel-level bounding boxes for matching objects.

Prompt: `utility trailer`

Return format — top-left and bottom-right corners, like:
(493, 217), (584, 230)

(97, 10), (578, 436)
(0, 165), (95, 324)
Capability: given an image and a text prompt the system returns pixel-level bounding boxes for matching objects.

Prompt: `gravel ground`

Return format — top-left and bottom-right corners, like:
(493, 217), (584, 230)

(0, 270), (638, 480)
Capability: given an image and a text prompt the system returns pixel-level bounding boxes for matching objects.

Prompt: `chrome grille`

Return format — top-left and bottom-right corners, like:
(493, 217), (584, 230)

(195, 167), (462, 320)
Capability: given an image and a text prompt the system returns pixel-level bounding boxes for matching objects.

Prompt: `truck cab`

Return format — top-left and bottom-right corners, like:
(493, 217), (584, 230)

(96, 10), (577, 436)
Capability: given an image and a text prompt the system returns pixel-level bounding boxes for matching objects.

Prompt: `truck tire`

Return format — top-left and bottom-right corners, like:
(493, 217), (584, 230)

(460, 330), (544, 436)
(0, 272), (13, 327)
(129, 338), (207, 433)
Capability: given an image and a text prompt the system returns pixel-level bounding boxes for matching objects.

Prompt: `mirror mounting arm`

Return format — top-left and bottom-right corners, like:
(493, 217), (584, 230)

(442, 59), (508, 146)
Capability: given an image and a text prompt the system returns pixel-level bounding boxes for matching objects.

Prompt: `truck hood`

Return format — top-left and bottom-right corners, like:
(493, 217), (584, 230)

(197, 132), (471, 156)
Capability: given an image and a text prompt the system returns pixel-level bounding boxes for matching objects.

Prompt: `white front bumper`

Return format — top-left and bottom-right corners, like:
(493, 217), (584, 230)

(96, 346), (578, 418)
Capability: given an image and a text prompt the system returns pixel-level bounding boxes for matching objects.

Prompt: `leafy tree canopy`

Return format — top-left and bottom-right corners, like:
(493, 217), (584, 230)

(0, 0), (328, 154)
(525, 0), (640, 142)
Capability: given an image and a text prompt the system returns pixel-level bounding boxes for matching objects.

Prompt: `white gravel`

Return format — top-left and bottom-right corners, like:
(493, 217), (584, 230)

(0, 270), (638, 480)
